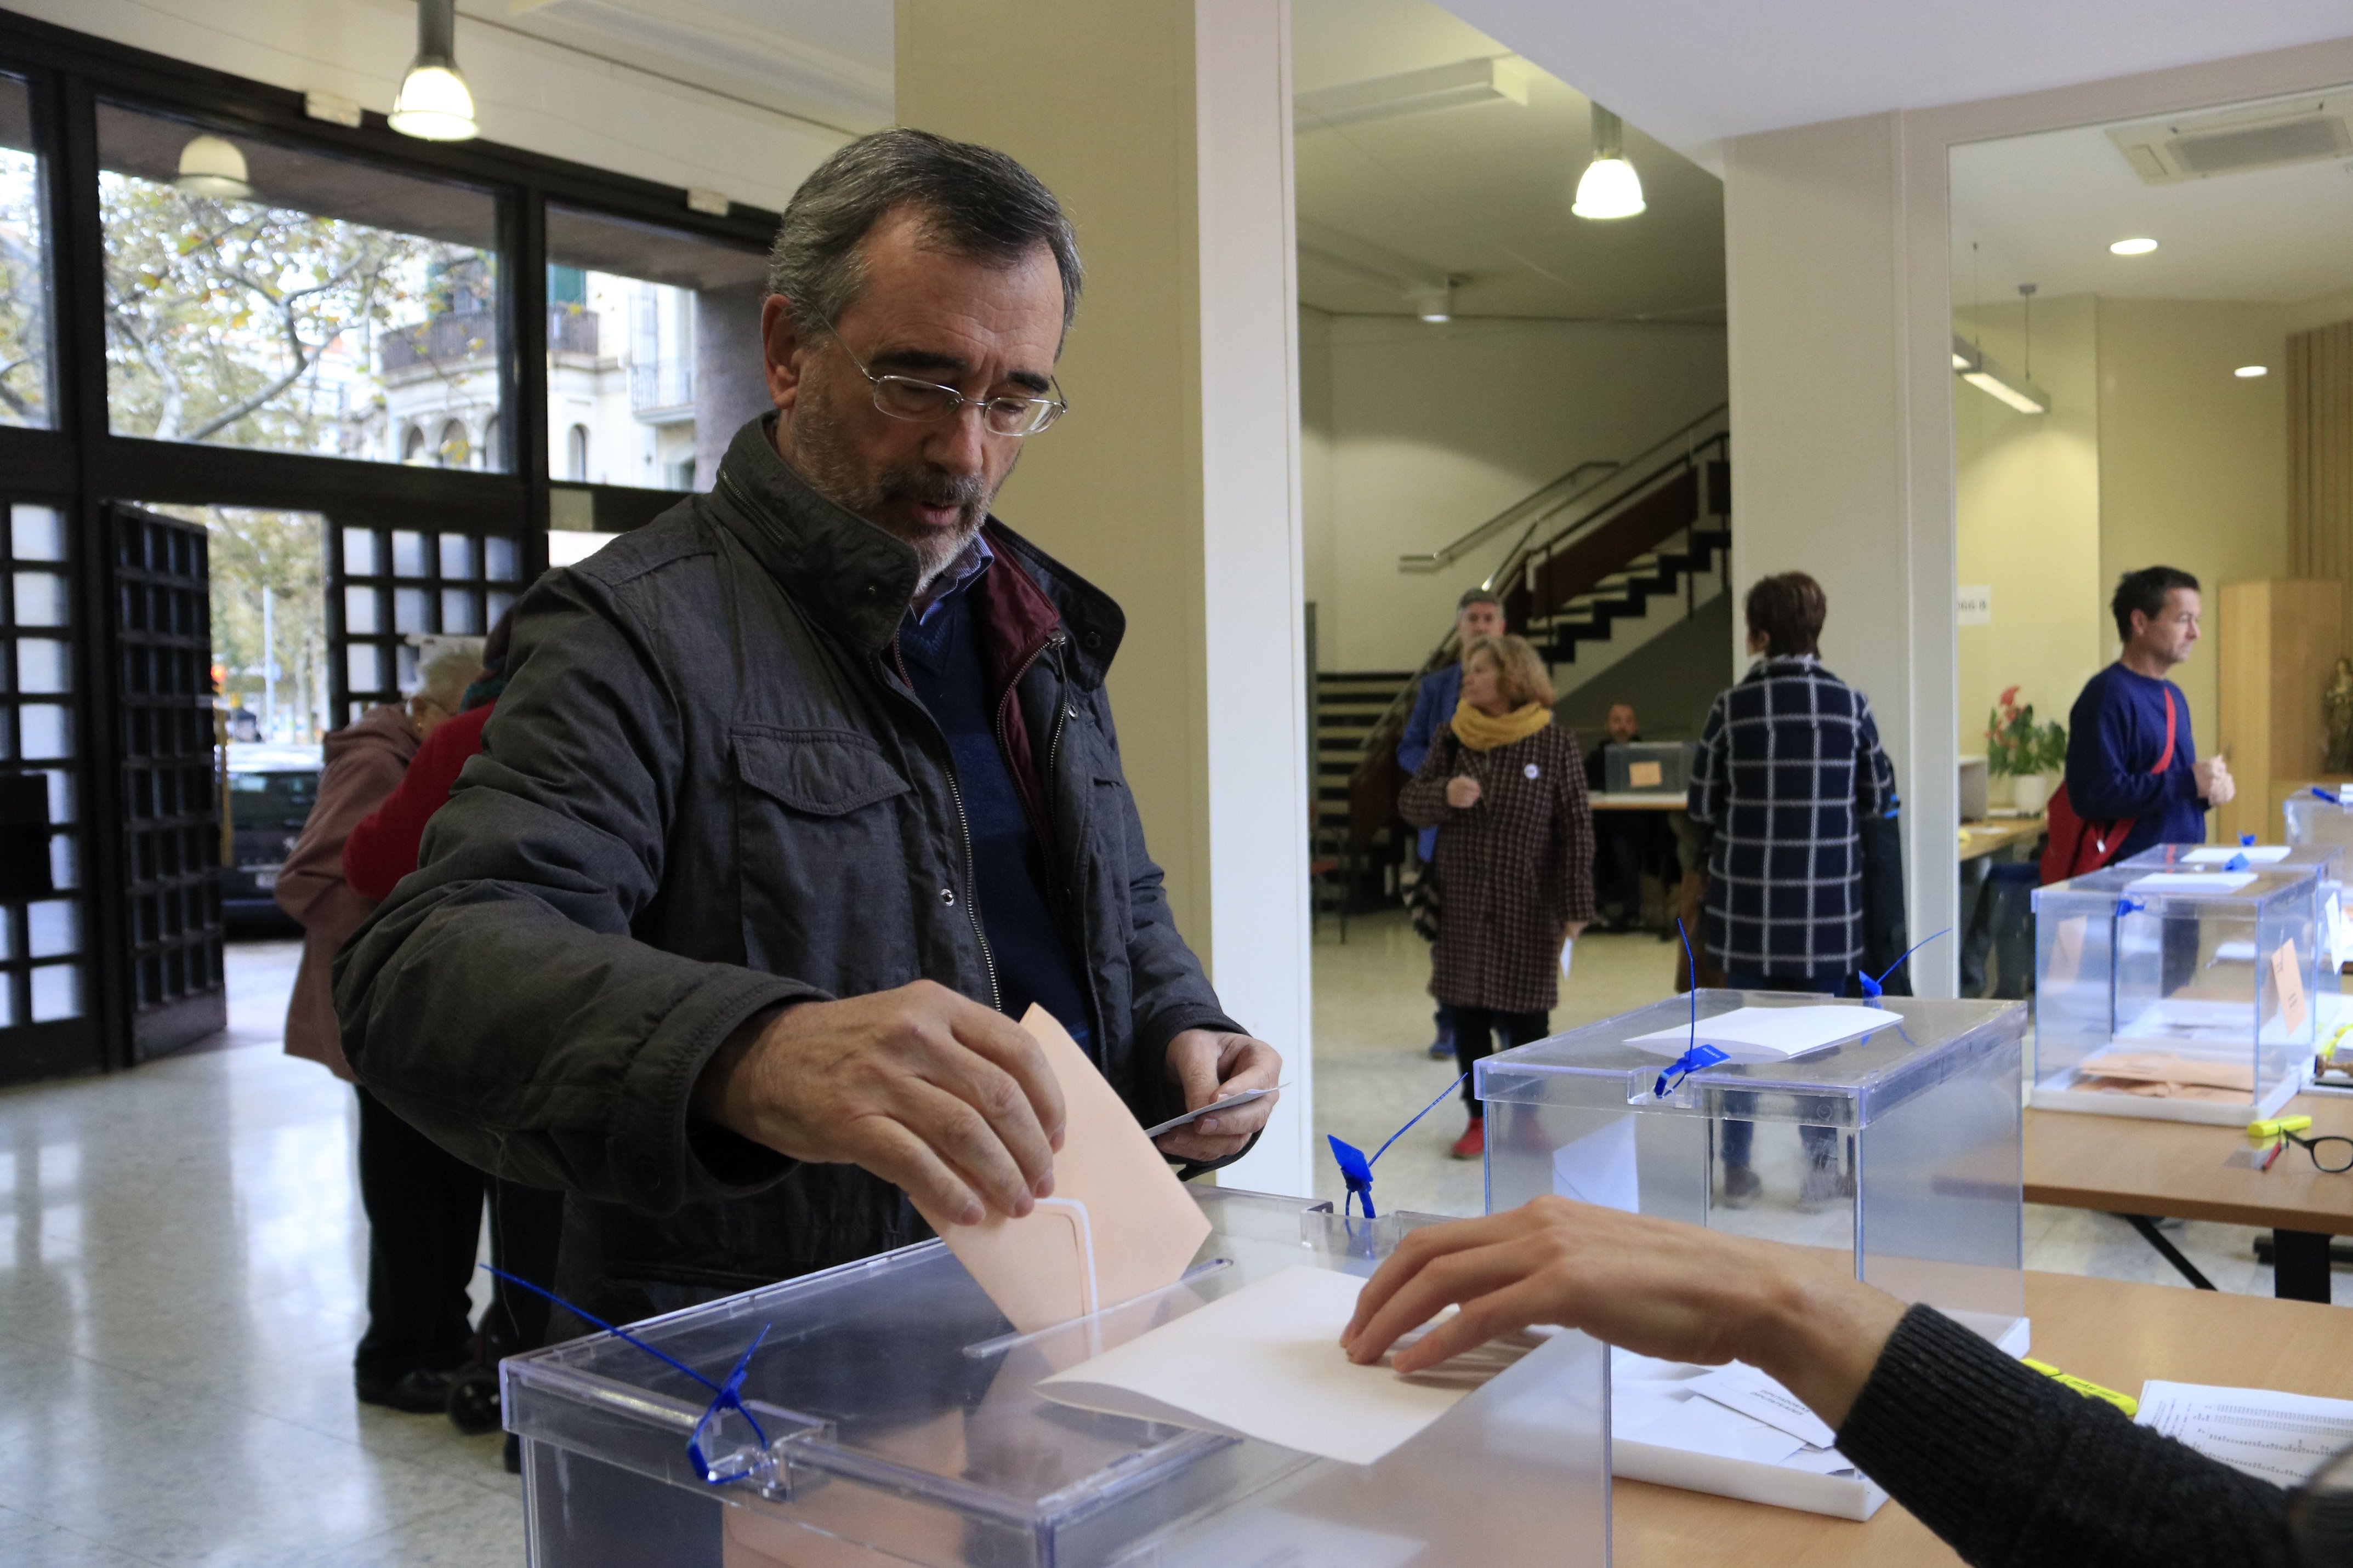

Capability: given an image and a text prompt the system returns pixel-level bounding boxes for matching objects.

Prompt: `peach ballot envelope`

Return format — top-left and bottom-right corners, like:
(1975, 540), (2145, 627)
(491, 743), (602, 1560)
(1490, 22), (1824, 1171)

(913, 1005), (1212, 1335)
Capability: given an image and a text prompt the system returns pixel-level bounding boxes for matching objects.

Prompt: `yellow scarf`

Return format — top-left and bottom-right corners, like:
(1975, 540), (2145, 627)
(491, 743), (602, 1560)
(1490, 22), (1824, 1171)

(1450, 699), (1551, 752)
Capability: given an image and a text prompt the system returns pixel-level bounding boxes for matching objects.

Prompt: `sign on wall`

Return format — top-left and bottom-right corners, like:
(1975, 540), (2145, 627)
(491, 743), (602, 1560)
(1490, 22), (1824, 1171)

(1958, 585), (1993, 626)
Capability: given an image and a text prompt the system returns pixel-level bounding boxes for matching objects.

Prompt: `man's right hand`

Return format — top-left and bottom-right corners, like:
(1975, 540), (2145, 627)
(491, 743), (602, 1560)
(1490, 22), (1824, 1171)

(2194, 755), (2235, 806)
(1445, 775), (1483, 809)
(690, 980), (1066, 1228)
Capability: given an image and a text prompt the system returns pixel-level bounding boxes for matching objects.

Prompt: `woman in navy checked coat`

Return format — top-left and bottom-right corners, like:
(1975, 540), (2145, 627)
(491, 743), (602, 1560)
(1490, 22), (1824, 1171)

(1688, 572), (1896, 1204)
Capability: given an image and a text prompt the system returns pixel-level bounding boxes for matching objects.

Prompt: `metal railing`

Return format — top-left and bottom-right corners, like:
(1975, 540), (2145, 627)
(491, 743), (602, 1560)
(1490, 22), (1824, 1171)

(629, 358), (695, 413)
(383, 306), (601, 370)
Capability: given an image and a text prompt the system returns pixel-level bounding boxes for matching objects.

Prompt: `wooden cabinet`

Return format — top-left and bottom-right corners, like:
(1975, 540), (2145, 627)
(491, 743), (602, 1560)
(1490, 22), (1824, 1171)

(2218, 579), (2350, 843)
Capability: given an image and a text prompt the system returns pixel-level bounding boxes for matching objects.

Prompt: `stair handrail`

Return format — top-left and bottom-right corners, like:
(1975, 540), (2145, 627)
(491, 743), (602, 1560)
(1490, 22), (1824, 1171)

(1395, 402), (1729, 577)
(1344, 404), (1734, 825)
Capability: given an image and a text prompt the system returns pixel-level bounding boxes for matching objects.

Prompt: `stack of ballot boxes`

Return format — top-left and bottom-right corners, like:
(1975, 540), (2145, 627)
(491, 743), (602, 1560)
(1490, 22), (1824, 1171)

(1477, 992), (2028, 1519)
(503, 1187), (1610, 1568)
(2033, 859), (2320, 1122)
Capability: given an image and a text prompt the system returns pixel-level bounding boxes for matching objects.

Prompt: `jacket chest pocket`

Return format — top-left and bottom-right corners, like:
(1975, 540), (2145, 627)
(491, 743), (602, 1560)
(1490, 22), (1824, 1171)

(731, 728), (921, 993)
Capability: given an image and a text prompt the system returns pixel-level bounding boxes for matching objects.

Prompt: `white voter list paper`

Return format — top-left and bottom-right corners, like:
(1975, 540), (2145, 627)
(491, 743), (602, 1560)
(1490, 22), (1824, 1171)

(2137, 1381), (2353, 1486)
(2181, 846), (2291, 864)
(1036, 1265), (1537, 1466)
(1624, 1005), (1895, 1062)
(2124, 871), (2260, 893)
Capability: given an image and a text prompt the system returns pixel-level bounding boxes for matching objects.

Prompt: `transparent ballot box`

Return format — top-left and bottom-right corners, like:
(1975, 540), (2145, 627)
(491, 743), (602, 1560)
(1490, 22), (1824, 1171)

(2122, 841), (2348, 995)
(1476, 993), (2027, 1519)
(2286, 786), (2353, 857)
(2033, 862), (2320, 1124)
(504, 1187), (1609, 1568)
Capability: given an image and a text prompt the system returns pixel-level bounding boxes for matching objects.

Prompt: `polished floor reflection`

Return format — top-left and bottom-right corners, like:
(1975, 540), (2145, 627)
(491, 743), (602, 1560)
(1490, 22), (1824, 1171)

(0, 939), (518, 1568)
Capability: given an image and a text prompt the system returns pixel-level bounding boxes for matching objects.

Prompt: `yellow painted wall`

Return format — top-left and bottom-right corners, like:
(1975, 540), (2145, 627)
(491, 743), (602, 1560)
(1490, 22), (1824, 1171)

(1953, 294), (2102, 768)
(2095, 297), (2293, 786)
(895, 0), (1214, 949)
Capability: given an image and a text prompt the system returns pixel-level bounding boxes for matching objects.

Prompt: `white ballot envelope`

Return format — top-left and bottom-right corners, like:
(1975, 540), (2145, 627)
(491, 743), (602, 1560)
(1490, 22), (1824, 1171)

(912, 1005), (1210, 1335)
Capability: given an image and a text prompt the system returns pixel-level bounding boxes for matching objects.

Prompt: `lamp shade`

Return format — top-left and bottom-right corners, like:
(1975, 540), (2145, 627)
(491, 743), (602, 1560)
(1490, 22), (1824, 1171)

(1572, 156), (1644, 220)
(173, 134), (253, 199)
(389, 63), (477, 141)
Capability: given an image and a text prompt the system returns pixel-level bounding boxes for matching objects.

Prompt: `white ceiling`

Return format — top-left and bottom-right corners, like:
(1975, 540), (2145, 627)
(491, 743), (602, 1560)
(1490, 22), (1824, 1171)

(1291, 0), (1725, 323)
(1950, 90), (2353, 306)
(460, 0), (893, 142)
(1433, 0), (2353, 155)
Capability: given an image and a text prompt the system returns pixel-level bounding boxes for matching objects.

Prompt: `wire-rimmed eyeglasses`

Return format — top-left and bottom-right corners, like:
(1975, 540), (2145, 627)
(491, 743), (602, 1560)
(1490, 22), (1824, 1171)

(823, 323), (1067, 437)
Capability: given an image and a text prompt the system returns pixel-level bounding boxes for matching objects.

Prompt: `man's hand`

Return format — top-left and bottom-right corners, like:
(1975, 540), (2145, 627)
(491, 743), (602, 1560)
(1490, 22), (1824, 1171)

(2194, 755), (2235, 807)
(1155, 1029), (1282, 1165)
(1445, 776), (1483, 809)
(690, 980), (1065, 1228)
(1340, 1196), (1906, 1432)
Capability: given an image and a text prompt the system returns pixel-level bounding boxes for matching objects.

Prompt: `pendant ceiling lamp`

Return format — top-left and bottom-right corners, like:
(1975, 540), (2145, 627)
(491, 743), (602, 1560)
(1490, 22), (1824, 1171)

(173, 134), (253, 199)
(389, 0), (478, 142)
(1572, 104), (1645, 220)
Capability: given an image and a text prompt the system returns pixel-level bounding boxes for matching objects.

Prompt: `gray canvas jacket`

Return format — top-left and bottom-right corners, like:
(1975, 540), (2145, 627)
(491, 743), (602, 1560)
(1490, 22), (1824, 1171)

(334, 416), (1243, 1322)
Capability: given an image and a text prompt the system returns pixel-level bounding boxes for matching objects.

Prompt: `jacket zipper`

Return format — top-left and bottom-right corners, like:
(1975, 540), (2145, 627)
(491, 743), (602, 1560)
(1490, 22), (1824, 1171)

(890, 637), (1003, 1013)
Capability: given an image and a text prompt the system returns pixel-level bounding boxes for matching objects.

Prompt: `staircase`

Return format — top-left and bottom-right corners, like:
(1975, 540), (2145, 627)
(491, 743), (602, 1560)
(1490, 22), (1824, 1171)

(1315, 670), (1415, 841)
(1345, 406), (1732, 861)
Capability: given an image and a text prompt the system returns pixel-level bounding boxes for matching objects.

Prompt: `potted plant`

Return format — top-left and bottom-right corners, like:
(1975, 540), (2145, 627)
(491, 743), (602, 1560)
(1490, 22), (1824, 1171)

(1986, 686), (2066, 814)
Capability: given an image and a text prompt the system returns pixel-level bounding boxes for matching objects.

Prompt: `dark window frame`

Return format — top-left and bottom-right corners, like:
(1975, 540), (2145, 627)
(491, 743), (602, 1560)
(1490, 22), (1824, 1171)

(0, 9), (782, 1079)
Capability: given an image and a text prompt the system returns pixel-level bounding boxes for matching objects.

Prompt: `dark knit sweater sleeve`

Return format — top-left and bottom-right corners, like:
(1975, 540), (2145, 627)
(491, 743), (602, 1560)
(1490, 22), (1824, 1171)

(1835, 1305), (2290, 1568)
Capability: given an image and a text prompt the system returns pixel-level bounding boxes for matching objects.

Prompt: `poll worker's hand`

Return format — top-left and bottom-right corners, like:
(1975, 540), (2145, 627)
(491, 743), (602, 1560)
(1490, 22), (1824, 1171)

(1561, 921), (1589, 943)
(1445, 775), (1483, 809)
(1340, 1196), (1907, 1430)
(2194, 755), (2235, 807)
(1155, 1028), (1283, 1164)
(690, 980), (1065, 1228)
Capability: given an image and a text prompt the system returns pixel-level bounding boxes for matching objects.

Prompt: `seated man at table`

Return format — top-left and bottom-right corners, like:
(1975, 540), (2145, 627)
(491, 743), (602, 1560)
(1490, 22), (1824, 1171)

(1583, 702), (1676, 932)
(1344, 1198), (2317, 1568)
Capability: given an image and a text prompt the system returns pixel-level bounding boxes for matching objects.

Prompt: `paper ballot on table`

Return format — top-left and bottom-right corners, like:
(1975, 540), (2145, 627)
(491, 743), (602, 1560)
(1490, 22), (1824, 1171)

(914, 1005), (1210, 1335)
(1680, 1362), (1839, 1449)
(1623, 1005), (1895, 1062)
(1036, 1265), (1537, 1467)
(2136, 1381), (2353, 1486)
(2124, 871), (2260, 893)
(2182, 845), (2291, 864)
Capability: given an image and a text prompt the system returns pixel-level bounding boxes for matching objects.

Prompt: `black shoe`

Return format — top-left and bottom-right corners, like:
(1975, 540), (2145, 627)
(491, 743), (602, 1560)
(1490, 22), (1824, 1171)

(356, 1366), (462, 1413)
(504, 1433), (523, 1474)
(446, 1363), (503, 1434)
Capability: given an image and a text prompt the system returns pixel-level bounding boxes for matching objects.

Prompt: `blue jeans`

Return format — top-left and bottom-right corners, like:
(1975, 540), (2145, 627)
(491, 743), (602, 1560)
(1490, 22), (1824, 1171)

(1717, 969), (1846, 1171)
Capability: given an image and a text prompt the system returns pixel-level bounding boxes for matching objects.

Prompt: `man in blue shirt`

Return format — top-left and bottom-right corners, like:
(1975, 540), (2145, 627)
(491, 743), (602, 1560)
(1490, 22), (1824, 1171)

(1398, 588), (1504, 1057)
(2064, 566), (2235, 863)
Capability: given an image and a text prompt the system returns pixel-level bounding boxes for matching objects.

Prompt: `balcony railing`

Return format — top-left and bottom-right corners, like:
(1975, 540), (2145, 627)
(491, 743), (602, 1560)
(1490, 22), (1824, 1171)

(629, 358), (695, 413)
(384, 307), (600, 372)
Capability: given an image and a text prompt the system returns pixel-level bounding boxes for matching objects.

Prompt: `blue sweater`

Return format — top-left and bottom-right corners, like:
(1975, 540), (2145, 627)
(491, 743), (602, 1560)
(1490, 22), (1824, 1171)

(2063, 663), (2206, 860)
(899, 578), (1094, 1049)
(1398, 663), (1462, 863)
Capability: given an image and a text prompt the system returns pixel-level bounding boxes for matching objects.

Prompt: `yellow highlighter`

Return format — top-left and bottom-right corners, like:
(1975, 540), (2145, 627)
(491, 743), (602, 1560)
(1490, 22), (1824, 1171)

(2248, 1115), (2315, 1142)
(2024, 1359), (2139, 1417)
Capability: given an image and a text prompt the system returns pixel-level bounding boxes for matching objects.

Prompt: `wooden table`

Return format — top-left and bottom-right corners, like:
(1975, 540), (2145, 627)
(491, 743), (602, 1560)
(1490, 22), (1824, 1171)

(1616, 1269), (2353, 1566)
(1958, 815), (2044, 861)
(1588, 791), (1687, 811)
(2025, 1093), (2353, 1302)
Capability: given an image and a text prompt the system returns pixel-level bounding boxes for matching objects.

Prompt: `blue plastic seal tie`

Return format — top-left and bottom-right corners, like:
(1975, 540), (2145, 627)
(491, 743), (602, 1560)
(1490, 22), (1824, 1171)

(484, 1265), (771, 1485)
(1857, 925), (1953, 1003)
(2241, 833), (2257, 847)
(2317, 787), (2340, 802)
(1327, 1071), (1470, 1218)
(2116, 894), (2145, 918)
(2225, 853), (2249, 872)
(1653, 1043), (1729, 1101)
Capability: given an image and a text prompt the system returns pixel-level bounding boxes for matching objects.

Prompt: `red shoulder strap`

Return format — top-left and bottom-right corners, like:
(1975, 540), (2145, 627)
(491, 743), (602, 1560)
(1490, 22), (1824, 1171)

(2153, 687), (2176, 774)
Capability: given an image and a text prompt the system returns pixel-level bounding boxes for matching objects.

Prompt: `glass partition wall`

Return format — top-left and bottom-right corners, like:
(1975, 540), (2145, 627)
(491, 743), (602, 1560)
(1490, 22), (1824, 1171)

(0, 13), (775, 1081)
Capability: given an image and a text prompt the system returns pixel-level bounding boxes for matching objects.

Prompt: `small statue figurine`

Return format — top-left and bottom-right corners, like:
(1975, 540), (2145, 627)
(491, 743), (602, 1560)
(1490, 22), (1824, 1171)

(2326, 657), (2353, 774)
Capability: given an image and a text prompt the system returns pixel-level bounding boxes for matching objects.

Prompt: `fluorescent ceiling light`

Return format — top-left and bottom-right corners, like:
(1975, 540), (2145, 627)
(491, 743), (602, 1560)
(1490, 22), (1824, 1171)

(1573, 104), (1645, 220)
(1951, 335), (2048, 415)
(2109, 237), (2158, 255)
(173, 134), (252, 199)
(390, 0), (478, 141)
(1295, 55), (1532, 130)
(2235, 364), (2269, 378)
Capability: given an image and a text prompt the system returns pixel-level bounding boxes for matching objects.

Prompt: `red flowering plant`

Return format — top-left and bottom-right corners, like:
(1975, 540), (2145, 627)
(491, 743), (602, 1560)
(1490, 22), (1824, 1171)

(1985, 686), (2066, 777)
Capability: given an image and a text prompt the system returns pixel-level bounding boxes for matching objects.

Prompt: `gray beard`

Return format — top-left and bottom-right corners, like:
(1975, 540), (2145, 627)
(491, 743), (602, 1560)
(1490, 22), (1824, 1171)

(783, 383), (990, 595)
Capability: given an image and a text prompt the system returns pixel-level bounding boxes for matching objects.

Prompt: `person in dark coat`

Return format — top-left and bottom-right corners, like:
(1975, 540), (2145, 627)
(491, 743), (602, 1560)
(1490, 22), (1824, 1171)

(1688, 572), (1897, 1207)
(1399, 588), (1505, 1058)
(336, 129), (1280, 1325)
(1399, 634), (1595, 1162)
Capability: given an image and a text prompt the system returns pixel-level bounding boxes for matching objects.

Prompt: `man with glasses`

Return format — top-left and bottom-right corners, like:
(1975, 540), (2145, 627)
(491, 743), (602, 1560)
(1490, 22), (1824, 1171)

(337, 130), (1280, 1325)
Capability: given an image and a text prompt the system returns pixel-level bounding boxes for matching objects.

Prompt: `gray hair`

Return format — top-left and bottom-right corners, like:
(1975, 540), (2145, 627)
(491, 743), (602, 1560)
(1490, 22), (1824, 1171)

(766, 128), (1083, 341)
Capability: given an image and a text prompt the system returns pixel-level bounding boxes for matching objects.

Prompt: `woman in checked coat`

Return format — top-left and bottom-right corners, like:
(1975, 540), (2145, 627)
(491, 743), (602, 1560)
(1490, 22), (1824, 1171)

(1400, 634), (1595, 1161)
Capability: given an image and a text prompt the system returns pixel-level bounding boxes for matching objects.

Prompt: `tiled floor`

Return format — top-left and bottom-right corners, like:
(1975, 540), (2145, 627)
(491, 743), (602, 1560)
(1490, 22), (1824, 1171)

(0, 939), (519, 1568)
(0, 912), (2314, 1565)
